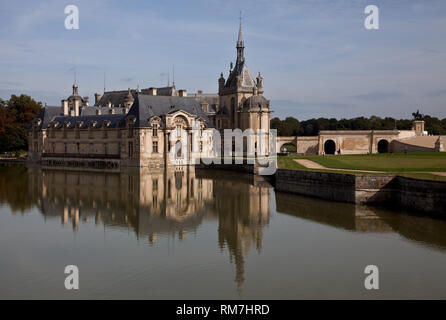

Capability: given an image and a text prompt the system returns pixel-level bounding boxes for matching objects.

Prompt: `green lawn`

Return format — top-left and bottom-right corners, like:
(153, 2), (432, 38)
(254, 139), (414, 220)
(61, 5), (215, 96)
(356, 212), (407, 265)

(277, 152), (446, 181)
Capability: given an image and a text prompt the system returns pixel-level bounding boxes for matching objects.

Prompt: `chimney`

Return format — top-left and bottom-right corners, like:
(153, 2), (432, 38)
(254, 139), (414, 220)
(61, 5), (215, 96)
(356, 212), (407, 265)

(94, 93), (101, 105)
(197, 90), (203, 95)
(148, 87), (157, 96)
(74, 99), (80, 117)
(62, 99), (68, 116)
(179, 89), (187, 97)
(83, 96), (90, 107)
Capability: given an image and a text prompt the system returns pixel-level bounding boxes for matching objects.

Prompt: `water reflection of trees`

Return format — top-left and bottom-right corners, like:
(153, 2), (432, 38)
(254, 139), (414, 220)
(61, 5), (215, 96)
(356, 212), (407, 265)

(0, 164), (35, 213)
(275, 191), (446, 251)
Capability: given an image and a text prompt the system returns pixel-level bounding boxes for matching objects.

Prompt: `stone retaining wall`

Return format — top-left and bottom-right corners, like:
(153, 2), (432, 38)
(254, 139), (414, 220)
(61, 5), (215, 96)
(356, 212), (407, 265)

(275, 169), (446, 215)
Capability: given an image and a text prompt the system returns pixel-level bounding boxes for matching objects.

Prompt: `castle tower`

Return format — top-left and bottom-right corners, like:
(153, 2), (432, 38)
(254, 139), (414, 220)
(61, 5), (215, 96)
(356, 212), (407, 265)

(216, 17), (271, 154)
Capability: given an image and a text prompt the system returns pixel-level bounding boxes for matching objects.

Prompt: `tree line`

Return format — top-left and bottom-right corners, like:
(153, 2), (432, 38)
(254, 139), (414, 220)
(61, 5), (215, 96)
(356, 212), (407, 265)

(271, 112), (446, 137)
(0, 95), (42, 152)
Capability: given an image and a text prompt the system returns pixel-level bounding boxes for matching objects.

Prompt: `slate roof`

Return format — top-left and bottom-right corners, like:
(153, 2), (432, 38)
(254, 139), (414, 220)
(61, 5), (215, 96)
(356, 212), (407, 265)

(32, 106), (63, 129)
(243, 95), (270, 111)
(81, 106), (127, 116)
(225, 61), (256, 90)
(127, 94), (213, 128)
(96, 90), (137, 107)
(51, 114), (126, 129)
(32, 94), (213, 130)
(97, 86), (179, 107)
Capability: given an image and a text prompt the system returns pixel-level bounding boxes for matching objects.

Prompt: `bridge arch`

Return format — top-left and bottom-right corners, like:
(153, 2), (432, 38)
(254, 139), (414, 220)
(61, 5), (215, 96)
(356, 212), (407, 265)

(280, 142), (296, 152)
(324, 139), (336, 155)
(277, 137), (297, 152)
(377, 139), (389, 153)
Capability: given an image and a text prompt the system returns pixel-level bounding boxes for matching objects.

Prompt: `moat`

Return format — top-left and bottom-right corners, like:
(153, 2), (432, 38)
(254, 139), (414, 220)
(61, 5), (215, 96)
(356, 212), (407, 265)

(1, 164), (446, 299)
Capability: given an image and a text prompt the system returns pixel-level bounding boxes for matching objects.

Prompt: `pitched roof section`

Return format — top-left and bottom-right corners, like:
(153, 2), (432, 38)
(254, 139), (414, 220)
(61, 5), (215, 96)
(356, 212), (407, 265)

(97, 86), (179, 107)
(224, 62), (256, 90)
(51, 114), (126, 129)
(32, 106), (63, 129)
(97, 90), (137, 107)
(127, 94), (213, 128)
(81, 106), (127, 116)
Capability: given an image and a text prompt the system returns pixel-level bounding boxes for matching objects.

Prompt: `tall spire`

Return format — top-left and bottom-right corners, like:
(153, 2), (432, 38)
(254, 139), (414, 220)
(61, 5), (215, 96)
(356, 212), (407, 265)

(236, 11), (244, 62)
(237, 11), (243, 47)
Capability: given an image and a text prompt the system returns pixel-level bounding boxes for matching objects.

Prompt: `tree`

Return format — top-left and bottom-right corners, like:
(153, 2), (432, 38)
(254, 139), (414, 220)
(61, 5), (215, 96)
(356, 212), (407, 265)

(0, 94), (42, 152)
(271, 114), (446, 136)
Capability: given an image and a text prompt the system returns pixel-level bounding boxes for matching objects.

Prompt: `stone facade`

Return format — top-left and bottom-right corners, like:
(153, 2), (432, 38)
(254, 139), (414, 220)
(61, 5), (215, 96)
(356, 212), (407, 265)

(275, 169), (446, 215)
(28, 96), (214, 167)
(276, 121), (442, 155)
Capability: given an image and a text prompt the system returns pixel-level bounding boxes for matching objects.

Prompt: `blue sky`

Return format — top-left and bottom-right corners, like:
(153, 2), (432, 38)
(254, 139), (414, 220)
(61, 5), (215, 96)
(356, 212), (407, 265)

(1, 0), (445, 120)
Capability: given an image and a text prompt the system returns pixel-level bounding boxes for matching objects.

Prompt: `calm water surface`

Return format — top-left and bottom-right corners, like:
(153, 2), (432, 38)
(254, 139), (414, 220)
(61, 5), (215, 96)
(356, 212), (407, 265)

(1, 164), (446, 299)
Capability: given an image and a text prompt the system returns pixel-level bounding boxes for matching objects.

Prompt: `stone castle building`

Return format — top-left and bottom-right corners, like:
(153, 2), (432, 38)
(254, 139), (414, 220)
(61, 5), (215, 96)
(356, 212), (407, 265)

(28, 21), (271, 167)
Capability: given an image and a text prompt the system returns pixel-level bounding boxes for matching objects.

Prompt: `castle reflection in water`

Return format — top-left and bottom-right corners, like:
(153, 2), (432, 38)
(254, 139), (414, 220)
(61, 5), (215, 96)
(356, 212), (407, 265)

(3, 164), (446, 292)
(25, 166), (270, 290)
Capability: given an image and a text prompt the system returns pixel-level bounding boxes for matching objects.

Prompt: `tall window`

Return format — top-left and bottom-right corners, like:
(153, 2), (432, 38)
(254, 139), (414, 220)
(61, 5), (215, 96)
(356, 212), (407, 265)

(152, 124), (158, 137)
(89, 143), (94, 154)
(176, 125), (181, 137)
(152, 141), (158, 153)
(175, 141), (182, 158)
(231, 97), (235, 126)
(128, 141), (133, 158)
(152, 179), (158, 191)
(52, 143), (55, 153)
(64, 143), (67, 154)
(104, 143), (108, 155)
(77, 143), (80, 154)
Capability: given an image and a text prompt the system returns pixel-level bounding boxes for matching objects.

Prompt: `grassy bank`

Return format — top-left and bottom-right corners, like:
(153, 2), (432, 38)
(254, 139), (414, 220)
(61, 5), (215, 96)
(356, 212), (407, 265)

(277, 152), (446, 181)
